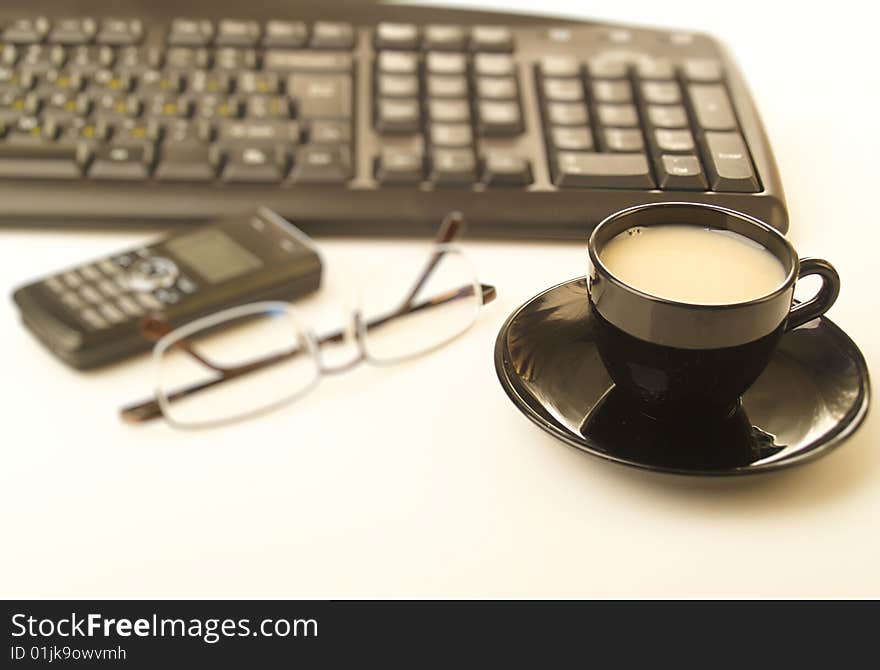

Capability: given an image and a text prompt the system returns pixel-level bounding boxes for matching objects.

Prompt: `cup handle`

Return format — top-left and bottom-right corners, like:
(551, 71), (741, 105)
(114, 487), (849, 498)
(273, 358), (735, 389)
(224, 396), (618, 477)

(786, 258), (841, 331)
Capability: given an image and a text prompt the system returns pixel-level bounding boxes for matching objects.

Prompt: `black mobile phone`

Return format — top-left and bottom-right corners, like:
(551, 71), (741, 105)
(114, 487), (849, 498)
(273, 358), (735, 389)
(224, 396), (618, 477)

(12, 208), (322, 369)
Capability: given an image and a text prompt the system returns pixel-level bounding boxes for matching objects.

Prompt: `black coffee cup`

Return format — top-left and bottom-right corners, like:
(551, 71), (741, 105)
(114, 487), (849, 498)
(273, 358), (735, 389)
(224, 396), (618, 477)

(587, 202), (840, 420)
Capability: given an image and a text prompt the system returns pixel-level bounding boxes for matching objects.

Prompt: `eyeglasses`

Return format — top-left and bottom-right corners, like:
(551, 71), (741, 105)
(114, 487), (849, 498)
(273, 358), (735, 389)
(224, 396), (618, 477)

(120, 212), (496, 429)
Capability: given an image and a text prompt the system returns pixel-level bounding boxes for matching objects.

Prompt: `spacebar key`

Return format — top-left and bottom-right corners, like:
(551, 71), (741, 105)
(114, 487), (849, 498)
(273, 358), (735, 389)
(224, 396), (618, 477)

(554, 152), (654, 188)
(0, 143), (83, 179)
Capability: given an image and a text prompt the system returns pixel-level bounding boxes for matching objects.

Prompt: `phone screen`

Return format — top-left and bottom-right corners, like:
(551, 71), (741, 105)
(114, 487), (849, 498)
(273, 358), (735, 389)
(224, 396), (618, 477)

(166, 229), (263, 283)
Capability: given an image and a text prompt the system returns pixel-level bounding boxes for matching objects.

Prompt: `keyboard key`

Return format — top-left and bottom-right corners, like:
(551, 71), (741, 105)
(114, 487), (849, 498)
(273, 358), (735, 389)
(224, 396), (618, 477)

(689, 84), (737, 130)
(656, 154), (707, 190)
(424, 25), (466, 51)
(430, 148), (476, 185)
(264, 50), (352, 72)
(702, 131), (759, 192)
(552, 126), (593, 151)
(377, 51), (419, 75)
(263, 21), (308, 48)
(216, 20), (260, 47)
(0, 142), (83, 179)
(155, 142), (216, 181)
(476, 76), (517, 100)
(287, 74), (352, 119)
(97, 19), (144, 46)
(426, 51), (466, 75)
(542, 78), (583, 102)
(596, 103), (638, 127)
(538, 56), (580, 79)
(647, 105), (688, 129)
(683, 58), (723, 82)
(236, 71), (281, 95)
(471, 26), (513, 52)
(220, 145), (287, 182)
(49, 18), (97, 45)
(148, 95), (191, 118)
(592, 80), (631, 103)
(165, 46), (210, 69)
(375, 148), (423, 184)
(376, 98), (420, 133)
(636, 58), (674, 79)
(309, 120), (350, 144)
(89, 143), (153, 180)
(292, 145), (352, 183)
(244, 95), (289, 119)
(603, 128), (644, 152)
(641, 81), (680, 105)
(475, 53), (515, 78)
(477, 100), (522, 135)
(214, 48), (258, 71)
(429, 99), (470, 123)
(430, 122), (472, 147)
(3, 18), (50, 44)
(426, 75), (467, 98)
(139, 69), (184, 95)
(378, 74), (419, 98)
(311, 22), (354, 50)
(546, 102), (588, 126)
(481, 152), (531, 186)
(654, 129), (694, 152)
(168, 19), (214, 47)
(189, 70), (232, 95)
(375, 23), (420, 50)
(587, 55), (628, 79)
(218, 119), (301, 144)
(554, 152), (654, 188)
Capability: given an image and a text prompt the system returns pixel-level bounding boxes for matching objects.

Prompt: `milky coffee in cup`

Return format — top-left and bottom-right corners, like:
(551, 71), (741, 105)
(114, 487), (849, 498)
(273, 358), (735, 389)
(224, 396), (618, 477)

(599, 224), (787, 305)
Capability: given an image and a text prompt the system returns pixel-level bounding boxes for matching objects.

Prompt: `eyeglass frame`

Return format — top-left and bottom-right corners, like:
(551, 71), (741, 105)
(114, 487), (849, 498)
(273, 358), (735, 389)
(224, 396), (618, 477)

(120, 211), (496, 427)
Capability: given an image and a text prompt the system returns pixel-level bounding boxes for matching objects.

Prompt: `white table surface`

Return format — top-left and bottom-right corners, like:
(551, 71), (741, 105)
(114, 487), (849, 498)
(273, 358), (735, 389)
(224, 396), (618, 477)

(1, 0), (877, 598)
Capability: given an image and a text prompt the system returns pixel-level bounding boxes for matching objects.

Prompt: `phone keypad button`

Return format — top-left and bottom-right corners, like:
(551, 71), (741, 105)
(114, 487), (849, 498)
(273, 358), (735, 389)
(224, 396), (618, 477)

(62, 271), (82, 289)
(79, 285), (103, 304)
(45, 276), (65, 293)
(116, 295), (144, 317)
(80, 265), (102, 282)
(155, 288), (180, 304)
(80, 308), (109, 330)
(114, 254), (135, 269)
(177, 276), (197, 294)
(97, 279), (122, 298)
(98, 259), (121, 275)
(98, 303), (126, 324)
(134, 292), (162, 311)
(60, 291), (84, 310)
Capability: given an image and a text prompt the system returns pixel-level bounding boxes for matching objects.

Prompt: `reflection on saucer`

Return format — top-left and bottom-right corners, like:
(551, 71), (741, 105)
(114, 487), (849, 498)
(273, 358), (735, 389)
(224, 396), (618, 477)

(580, 387), (786, 471)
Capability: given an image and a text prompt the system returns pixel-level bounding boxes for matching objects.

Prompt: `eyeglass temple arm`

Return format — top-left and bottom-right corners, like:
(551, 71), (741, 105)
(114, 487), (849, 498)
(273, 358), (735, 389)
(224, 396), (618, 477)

(120, 281), (495, 424)
(398, 211), (465, 310)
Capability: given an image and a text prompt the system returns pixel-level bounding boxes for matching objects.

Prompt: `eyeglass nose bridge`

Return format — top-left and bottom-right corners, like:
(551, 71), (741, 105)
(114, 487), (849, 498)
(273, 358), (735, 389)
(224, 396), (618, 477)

(314, 308), (367, 375)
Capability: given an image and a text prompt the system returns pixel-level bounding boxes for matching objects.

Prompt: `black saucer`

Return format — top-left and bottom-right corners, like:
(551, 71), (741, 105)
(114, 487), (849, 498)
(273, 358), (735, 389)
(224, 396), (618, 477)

(495, 277), (871, 476)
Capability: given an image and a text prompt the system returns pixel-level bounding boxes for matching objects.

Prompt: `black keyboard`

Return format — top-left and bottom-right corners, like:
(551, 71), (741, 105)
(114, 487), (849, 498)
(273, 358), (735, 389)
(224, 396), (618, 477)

(0, 1), (788, 239)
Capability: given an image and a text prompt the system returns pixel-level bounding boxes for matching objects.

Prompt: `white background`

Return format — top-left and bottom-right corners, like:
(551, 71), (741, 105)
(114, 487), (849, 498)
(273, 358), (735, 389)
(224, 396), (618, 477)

(1, 0), (877, 598)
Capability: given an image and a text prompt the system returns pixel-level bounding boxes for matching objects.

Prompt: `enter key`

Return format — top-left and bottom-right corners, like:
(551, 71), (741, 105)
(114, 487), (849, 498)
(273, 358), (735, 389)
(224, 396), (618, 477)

(702, 131), (760, 192)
